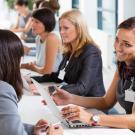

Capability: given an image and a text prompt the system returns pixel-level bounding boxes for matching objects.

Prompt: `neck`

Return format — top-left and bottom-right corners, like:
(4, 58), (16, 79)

(71, 41), (78, 53)
(40, 32), (49, 41)
(22, 8), (29, 17)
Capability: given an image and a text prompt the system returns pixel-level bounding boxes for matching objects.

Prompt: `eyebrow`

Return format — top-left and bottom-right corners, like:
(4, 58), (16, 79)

(122, 40), (130, 43)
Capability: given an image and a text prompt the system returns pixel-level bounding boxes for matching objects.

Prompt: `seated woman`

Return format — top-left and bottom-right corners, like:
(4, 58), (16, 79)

(10, 0), (35, 43)
(32, 10), (105, 97)
(21, 8), (62, 75)
(0, 29), (63, 135)
(52, 17), (135, 131)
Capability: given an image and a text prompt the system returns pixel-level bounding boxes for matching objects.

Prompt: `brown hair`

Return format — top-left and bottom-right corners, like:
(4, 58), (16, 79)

(0, 30), (24, 100)
(33, 0), (43, 9)
(39, 0), (60, 13)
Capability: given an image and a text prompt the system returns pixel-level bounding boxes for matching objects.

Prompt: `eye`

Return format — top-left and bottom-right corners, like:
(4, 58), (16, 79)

(124, 43), (132, 47)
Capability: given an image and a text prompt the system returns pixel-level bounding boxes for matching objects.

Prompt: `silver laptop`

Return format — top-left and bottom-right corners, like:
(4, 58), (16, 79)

(31, 79), (90, 128)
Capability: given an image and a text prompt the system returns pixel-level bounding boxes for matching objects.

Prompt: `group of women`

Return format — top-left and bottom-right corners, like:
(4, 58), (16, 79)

(0, 0), (135, 134)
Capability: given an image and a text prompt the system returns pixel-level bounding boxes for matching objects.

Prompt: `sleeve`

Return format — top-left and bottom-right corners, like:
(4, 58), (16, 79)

(31, 55), (68, 83)
(0, 82), (34, 135)
(23, 123), (34, 135)
(62, 47), (102, 96)
(31, 72), (62, 83)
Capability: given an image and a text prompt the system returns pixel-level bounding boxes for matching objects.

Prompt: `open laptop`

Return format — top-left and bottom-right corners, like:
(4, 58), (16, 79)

(31, 79), (90, 128)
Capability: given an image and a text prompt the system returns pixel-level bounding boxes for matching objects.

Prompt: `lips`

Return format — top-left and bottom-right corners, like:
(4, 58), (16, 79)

(117, 52), (125, 56)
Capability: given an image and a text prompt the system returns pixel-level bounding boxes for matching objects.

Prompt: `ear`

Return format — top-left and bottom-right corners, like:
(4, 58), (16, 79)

(133, 28), (135, 35)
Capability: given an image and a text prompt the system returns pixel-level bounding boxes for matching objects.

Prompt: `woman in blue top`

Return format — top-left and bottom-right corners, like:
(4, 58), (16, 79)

(0, 29), (63, 135)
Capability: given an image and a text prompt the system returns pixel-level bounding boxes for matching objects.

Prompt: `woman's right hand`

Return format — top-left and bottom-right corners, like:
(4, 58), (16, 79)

(52, 88), (73, 105)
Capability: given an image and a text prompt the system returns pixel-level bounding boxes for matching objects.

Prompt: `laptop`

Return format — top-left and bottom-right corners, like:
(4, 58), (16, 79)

(31, 79), (90, 128)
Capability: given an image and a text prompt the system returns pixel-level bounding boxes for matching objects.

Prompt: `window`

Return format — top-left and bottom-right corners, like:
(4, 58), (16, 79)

(72, 0), (79, 9)
(97, 0), (118, 36)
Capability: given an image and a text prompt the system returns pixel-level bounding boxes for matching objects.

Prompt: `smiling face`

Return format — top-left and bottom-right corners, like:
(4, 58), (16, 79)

(31, 18), (45, 35)
(59, 18), (77, 44)
(114, 28), (135, 65)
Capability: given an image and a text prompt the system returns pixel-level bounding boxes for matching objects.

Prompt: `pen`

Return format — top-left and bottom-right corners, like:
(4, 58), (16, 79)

(52, 122), (61, 126)
(26, 73), (31, 76)
(58, 85), (63, 89)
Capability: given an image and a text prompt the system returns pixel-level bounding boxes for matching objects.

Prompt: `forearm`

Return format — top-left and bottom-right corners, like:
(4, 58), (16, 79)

(98, 114), (135, 129)
(71, 95), (109, 110)
(32, 65), (53, 75)
(11, 27), (25, 33)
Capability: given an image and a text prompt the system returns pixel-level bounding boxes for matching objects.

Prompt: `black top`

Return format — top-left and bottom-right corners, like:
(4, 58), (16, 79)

(32, 44), (105, 97)
(117, 64), (135, 114)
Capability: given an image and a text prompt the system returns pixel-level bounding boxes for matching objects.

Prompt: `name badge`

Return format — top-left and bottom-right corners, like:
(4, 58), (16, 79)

(125, 89), (135, 102)
(58, 69), (65, 80)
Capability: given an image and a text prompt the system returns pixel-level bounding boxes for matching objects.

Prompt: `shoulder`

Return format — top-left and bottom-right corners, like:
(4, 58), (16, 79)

(0, 81), (18, 102)
(82, 44), (101, 55)
(47, 33), (60, 42)
(46, 33), (61, 47)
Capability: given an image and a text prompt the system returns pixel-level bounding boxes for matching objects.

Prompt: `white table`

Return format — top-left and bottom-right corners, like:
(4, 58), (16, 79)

(18, 95), (135, 135)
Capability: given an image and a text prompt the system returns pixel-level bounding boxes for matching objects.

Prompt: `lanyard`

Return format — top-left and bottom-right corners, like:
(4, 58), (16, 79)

(128, 77), (134, 91)
(63, 53), (74, 71)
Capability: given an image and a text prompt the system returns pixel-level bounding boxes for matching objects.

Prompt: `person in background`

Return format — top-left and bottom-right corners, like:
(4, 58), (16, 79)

(0, 29), (64, 135)
(52, 17), (135, 131)
(21, 8), (62, 75)
(39, 0), (60, 13)
(11, 0), (31, 33)
(10, 0), (36, 43)
(33, 0), (43, 10)
(32, 10), (105, 97)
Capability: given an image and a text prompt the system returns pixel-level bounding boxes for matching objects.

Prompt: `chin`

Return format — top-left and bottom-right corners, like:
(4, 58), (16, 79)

(63, 41), (70, 44)
(117, 58), (125, 62)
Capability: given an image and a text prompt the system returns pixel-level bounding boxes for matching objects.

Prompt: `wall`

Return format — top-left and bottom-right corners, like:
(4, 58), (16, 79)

(118, 0), (135, 24)
(79, 0), (97, 28)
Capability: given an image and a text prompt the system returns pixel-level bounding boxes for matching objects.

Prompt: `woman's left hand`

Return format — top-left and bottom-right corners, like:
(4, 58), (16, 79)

(61, 105), (92, 124)
(47, 124), (63, 135)
(33, 119), (49, 135)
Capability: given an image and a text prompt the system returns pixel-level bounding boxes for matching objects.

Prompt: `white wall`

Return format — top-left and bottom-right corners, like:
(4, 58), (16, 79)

(79, 0), (97, 28)
(118, 0), (135, 24)
(59, 0), (72, 16)
(58, 0), (97, 29)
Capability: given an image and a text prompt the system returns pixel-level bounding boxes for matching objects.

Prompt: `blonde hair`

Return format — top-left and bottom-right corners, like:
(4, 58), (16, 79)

(59, 10), (98, 56)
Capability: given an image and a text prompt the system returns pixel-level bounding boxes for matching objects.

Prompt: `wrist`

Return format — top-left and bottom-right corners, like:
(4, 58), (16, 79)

(69, 94), (74, 104)
(90, 114), (101, 126)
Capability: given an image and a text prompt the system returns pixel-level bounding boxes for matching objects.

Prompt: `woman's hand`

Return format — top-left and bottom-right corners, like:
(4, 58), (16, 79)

(47, 124), (63, 135)
(52, 88), (73, 105)
(21, 62), (36, 71)
(61, 105), (92, 124)
(33, 119), (49, 135)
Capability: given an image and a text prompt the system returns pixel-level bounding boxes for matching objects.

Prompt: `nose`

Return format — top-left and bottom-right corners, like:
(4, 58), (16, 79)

(60, 29), (64, 35)
(31, 21), (35, 28)
(114, 41), (123, 52)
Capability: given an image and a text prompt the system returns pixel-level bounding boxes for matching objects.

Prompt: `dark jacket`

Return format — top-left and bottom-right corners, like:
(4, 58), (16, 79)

(32, 44), (105, 97)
